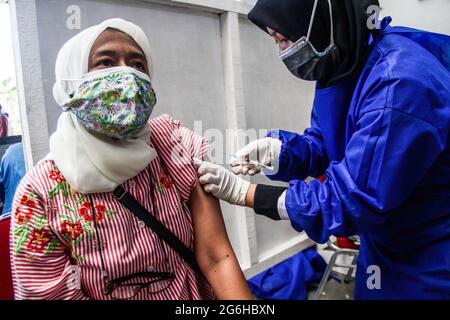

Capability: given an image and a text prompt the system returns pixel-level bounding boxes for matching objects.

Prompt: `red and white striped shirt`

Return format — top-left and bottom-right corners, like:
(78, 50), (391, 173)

(10, 114), (215, 300)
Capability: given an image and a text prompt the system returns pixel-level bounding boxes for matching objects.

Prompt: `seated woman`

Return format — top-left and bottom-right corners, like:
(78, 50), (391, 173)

(10, 18), (251, 300)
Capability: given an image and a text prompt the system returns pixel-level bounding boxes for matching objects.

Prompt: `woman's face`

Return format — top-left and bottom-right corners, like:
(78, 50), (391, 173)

(88, 28), (149, 75)
(267, 27), (294, 53)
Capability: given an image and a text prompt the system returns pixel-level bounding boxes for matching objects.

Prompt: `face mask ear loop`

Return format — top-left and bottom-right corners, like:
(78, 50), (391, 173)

(306, 0), (335, 48)
(306, 0), (319, 41)
(327, 0), (335, 47)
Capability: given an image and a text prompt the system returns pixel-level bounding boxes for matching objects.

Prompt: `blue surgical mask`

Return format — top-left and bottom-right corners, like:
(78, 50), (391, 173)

(280, 0), (337, 81)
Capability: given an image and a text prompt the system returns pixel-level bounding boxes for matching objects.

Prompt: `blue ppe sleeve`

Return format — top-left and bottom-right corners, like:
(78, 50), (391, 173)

(266, 111), (329, 182)
(284, 106), (448, 243)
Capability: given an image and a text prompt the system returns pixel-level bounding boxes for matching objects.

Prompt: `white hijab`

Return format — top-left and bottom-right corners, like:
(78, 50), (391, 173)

(49, 18), (157, 194)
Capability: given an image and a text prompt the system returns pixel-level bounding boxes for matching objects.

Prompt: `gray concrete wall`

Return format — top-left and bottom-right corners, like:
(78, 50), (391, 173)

(239, 17), (316, 259)
(380, 0), (450, 35)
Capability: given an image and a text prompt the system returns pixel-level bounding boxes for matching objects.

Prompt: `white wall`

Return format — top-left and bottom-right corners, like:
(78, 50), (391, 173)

(380, 0), (450, 35)
(238, 0), (450, 35)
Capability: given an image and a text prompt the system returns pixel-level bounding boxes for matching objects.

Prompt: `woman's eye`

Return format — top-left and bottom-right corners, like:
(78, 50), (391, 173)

(97, 60), (113, 67)
(131, 62), (145, 71)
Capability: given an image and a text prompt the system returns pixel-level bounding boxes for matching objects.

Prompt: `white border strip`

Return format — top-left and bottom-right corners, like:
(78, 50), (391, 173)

(220, 11), (258, 268)
(135, 0), (253, 15)
(9, 0), (50, 169)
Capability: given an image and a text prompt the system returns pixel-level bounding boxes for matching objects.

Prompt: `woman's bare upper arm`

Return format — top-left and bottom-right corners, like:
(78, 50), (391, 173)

(189, 184), (232, 254)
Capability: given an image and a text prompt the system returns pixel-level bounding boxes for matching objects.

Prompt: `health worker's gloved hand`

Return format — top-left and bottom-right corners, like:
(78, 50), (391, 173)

(230, 137), (282, 176)
(194, 159), (250, 206)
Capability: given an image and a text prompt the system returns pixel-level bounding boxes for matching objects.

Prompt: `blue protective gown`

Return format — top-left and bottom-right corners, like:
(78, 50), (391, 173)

(267, 21), (450, 299)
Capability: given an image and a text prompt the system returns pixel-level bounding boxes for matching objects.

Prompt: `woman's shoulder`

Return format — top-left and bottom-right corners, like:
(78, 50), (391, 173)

(150, 113), (179, 125)
(18, 158), (62, 198)
(149, 114), (208, 201)
(149, 114), (207, 159)
(371, 31), (449, 83)
(149, 114), (184, 140)
(357, 35), (450, 130)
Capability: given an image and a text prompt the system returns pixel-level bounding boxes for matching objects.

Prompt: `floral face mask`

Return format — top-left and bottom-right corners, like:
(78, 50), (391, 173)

(62, 66), (157, 140)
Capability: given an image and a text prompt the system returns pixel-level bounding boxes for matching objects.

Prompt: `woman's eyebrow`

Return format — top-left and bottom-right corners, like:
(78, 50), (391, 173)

(91, 49), (118, 58)
(127, 50), (146, 61)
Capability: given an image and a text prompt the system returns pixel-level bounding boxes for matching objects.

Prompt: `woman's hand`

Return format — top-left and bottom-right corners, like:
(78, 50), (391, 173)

(194, 159), (251, 206)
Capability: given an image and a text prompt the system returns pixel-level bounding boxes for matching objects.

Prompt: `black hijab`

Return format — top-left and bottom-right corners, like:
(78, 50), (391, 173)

(248, 0), (380, 87)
